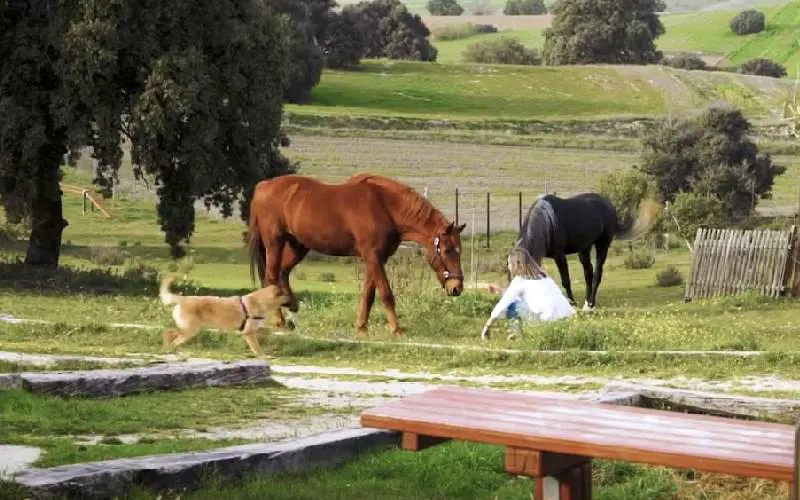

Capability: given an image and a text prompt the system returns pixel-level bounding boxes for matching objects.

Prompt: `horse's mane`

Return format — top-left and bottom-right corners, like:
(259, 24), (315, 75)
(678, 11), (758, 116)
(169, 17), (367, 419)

(520, 195), (558, 263)
(349, 173), (438, 227)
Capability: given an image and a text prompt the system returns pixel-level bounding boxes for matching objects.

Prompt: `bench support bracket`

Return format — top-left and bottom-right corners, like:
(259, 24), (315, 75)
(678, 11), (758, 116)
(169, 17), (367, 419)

(401, 432), (450, 451)
(505, 447), (591, 500)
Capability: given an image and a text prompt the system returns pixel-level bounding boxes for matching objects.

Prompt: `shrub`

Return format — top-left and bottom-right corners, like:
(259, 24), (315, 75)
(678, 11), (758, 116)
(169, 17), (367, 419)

(473, 24), (498, 34)
(463, 37), (541, 65)
(503, 0), (547, 15)
(738, 58), (787, 78)
(624, 250), (655, 269)
(655, 265), (683, 287)
(669, 192), (726, 241)
(89, 246), (128, 266)
(663, 52), (707, 71)
(319, 272), (337, 282)
(729, 9), (765, 35)
(639, 104), (786, 222)
(433, 22), (498, 41)
(428, 0), (464, 15)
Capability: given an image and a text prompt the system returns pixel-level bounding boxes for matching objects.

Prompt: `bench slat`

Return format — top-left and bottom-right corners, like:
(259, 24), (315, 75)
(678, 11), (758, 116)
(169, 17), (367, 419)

(404, 394), (786, 448)
(360, 386), (795, 482)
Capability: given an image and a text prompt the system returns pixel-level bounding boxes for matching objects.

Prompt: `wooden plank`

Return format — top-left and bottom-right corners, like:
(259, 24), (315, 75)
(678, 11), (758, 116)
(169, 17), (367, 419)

(782, 226), (798, 296)
(401, 432), (450, 451)
(360, 387), (795, 482)
(377, 396), (792, 451)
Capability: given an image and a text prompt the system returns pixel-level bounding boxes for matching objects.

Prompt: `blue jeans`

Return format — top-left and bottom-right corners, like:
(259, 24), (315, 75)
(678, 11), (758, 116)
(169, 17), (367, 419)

(507, 302), (522, 335)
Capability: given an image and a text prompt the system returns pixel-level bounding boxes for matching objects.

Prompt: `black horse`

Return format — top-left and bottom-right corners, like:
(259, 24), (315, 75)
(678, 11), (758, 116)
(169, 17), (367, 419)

(517, 193), (660, 311)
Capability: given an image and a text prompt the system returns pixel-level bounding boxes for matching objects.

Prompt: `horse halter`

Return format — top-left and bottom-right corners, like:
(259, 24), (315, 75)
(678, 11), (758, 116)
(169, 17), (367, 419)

(432, 235), (463, 282)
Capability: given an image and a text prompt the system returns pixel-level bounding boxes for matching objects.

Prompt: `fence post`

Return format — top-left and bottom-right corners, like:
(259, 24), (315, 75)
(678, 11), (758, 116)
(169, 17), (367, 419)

(82, 191), (87, 215)
(794, 416), (799, 500)
(518, 192), (523, 233)
(455, 188), (459, 226)
(486, 192), (491, 249)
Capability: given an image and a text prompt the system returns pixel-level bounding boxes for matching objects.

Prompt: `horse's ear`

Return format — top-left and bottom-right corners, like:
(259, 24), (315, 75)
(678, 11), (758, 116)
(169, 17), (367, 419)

(445, 221), (455, 233)
(455, 223), (466, 234)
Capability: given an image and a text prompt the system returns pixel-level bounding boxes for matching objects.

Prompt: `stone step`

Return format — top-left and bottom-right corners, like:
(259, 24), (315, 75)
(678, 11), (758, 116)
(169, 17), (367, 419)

(2, 360), (271, 398)
(13, 428), (400, 500)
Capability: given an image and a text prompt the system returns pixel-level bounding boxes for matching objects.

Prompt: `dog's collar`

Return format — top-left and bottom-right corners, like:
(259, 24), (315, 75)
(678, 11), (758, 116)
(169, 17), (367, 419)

(238, 296), (265, 331)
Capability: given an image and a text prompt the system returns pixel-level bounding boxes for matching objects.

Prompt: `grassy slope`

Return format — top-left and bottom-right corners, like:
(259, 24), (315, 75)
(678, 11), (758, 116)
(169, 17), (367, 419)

(288, 61), (666, 120)
(286, 59), (793, 121)
(432, 3), (800, 74)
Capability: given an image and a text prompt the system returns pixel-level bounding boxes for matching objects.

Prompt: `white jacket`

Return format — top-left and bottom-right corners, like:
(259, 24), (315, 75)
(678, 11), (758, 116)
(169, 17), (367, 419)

(488, 276), (576, 323)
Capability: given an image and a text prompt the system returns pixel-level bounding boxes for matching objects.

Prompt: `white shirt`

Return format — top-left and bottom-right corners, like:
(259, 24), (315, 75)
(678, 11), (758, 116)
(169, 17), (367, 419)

(488, 276), (576, 323)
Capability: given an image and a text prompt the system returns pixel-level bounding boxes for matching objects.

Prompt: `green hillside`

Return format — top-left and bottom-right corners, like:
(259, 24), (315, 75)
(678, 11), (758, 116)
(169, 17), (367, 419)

(287, 59), (794, 121)
(431, 2), (800, 75)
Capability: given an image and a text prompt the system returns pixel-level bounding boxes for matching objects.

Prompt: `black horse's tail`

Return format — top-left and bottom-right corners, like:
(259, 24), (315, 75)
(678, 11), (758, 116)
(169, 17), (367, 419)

(247, 214), (267, 287)
(616, 198), (661, 241)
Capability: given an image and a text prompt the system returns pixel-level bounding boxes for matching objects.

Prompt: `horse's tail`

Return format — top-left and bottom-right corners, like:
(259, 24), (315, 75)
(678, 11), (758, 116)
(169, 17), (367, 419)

(248, 213), (266, 288)
(615, 198), (661, 241)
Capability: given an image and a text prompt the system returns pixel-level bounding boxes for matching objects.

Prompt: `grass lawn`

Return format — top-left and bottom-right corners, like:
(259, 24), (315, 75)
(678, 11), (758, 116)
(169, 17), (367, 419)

(0, 380), (348, 467)
(123, 441), (787, 500)
(2, 179), (800, 381)
(287, 60), (668, 120)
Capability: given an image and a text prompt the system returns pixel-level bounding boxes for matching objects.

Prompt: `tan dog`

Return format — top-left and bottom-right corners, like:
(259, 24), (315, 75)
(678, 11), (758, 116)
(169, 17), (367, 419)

(159, 277), (290, 357)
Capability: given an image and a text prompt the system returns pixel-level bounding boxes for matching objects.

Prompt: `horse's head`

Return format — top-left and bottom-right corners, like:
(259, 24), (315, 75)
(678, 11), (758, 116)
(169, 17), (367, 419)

(427, 221), (466, 296)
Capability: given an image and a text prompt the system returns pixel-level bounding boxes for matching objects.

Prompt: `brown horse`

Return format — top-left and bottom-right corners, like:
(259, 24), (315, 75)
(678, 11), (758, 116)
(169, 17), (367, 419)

(247, 173), (466, 336)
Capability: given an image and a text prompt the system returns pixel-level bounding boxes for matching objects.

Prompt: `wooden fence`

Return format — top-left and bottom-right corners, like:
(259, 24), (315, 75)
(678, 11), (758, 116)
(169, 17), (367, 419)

(684, 226), (800, 301)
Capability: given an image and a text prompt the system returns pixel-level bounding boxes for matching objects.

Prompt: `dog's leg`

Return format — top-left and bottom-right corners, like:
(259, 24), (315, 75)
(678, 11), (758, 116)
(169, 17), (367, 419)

(162, 329), (180, 352)
(285, 309), (300, 330)
(242, 323), (267, 358)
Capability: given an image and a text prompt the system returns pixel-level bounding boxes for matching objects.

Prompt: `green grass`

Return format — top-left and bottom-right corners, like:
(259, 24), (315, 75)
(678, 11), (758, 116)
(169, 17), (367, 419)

(123, 441), (788, 500)
(0, 358), (140, 373)
(0, 383), (348, 467)
(433, 29), (545, 64)
(288, 60), (668, 120)
(657, 3), (800, 76)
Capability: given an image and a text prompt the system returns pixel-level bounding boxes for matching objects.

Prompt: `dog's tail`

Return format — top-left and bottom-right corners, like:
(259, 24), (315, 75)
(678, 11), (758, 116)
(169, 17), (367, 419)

(159, 277), (180, 306)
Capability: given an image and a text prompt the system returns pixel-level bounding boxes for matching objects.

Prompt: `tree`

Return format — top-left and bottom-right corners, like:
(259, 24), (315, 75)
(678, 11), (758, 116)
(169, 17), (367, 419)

(345, 0), (438, 62)
(0, 0), (295, 265)
(428, 0), (464, 15)
(503, 0), (547, 15)
(321, 10), (367, 69)
(730, 9), (765, 36)
(267, 0), (325, 103)
(638, 105), (786, 222)
(542, 0), (665, 65)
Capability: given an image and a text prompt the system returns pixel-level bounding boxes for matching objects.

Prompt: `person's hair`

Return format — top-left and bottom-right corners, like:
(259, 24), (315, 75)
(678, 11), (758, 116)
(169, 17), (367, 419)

(507, 247), (547, 280)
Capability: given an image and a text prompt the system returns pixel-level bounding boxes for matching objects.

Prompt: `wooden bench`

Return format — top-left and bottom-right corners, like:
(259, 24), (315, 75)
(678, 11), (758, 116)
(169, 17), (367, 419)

(360, 386), (796, 500)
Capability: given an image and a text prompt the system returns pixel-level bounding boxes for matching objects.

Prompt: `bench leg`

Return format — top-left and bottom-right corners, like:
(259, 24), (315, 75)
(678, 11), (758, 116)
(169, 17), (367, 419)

(534, 461), (591, 500)
(505, 447), (591, 500)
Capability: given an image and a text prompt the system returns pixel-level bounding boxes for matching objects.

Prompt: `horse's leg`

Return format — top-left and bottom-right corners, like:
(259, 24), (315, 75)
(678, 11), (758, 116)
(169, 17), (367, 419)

(263, 235), (287, 328)
(357, 253), (400, 337)
(577, 247), (594, 312)
(587, 238), (611, 310)
(355, 270), (377, 338)
(553, 253), (576, 306)
(278, 240), (309, 329)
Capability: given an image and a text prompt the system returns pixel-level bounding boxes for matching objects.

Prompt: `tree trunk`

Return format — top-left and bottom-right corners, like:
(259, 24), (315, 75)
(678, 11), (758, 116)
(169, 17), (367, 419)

(24, 182), (68, 267)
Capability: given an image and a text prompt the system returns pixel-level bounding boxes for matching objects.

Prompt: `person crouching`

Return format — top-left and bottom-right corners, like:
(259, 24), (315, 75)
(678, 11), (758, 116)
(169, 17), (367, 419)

(480, 247), (576, 341)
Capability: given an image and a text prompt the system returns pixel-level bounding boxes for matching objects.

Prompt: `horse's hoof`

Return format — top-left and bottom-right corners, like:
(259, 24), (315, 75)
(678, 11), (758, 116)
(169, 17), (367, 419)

(582, 301), (595, 313)
(355, 327), (369, 340)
